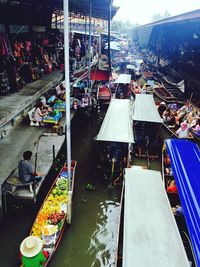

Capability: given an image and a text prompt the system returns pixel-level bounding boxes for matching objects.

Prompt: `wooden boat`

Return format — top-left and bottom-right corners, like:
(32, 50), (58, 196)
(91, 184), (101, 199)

(95, 99), (134, 184)
(19, 161), (77, 266)
(162, 139), (200, 266)
(189, 128), (200, 143)
(154, 84), (176, 103)
(142, 70), (154, 80)
(114, 182), (124, 267)
(119, 167), (190, 267)
(132, 94), (163, 168)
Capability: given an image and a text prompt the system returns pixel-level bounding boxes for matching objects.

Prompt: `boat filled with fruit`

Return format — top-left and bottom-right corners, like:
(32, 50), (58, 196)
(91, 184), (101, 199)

(23, 161), (77, 266)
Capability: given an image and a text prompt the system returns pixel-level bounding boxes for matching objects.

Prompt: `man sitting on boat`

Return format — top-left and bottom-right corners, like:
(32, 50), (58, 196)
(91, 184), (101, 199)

(172, 205), (184, 216)
(20, 236), (48, 267)
(18, 151), (42, 183)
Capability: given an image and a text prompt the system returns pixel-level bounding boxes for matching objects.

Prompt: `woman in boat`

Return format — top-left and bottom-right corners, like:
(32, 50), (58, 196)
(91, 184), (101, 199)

(167, 179), (178, 193)
(175, 121), (189, 138)
(20, 236), (48, 267)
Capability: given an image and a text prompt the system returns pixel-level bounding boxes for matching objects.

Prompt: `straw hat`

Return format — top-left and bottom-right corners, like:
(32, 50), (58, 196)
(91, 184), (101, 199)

(20, 236), (43, 258)
(181, 121), (188, 130)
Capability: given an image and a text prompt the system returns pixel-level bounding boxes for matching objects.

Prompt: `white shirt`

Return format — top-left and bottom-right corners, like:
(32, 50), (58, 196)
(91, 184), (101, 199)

(176, 127), (189, 138)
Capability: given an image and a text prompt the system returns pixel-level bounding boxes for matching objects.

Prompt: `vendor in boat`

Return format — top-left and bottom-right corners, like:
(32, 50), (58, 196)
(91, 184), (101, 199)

(176, 121), (189, 138)
(18, 151), (42, 183)
(20, 236), (48, 267)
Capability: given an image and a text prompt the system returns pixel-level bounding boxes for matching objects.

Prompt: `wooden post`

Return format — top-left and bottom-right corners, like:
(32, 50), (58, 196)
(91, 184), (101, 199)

(52, 145), (55, 161)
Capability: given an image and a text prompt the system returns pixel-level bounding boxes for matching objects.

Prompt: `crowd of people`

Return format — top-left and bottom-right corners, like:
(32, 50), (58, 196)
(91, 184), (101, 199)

(158, 101), (200, 138)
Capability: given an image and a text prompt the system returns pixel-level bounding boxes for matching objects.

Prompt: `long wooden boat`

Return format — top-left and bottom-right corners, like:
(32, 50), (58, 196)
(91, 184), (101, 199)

(114, 182), (124, 267)
(120, 167), (190, 267)
(154, 85), (176, 103)
(189, 128), (200, 143)
(162, 140), (199, 266)
(19, 161), (77, 266)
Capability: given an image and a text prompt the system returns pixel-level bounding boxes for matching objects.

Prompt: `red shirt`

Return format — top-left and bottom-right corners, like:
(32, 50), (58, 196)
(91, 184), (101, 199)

(167, 185), (178, 193)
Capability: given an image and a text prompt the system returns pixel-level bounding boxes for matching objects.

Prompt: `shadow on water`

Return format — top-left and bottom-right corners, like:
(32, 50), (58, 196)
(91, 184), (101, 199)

(0, 110), (121, 267)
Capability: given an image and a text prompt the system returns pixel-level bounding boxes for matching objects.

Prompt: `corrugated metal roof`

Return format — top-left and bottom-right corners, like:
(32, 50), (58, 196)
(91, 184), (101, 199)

(137, 9), (200, 29)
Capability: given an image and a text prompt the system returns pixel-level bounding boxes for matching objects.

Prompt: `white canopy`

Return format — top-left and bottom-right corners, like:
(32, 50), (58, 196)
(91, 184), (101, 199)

(123, 167), (190, 267)
(132, 94), (163, 123)
(104, 41), (120, 51)
(113, 74), (131, 84)
(96, 99), (134, 143)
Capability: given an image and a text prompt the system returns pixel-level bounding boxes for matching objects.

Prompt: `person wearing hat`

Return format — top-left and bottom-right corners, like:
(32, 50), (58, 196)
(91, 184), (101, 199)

(158, 102), (167, 117)
(20, 236), (48, 267)
(176, 121), (189, 138)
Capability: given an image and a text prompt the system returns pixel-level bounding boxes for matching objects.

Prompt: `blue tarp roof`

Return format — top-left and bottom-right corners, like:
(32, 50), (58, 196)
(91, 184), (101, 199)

(166, 139), (200, 267)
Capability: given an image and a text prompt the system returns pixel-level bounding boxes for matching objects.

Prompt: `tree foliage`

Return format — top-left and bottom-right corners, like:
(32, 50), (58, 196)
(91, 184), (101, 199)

(151, 11), (171, 22)
(111, 19), (137, 34)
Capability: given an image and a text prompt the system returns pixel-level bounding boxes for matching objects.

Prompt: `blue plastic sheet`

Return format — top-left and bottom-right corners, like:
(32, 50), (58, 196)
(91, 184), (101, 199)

(166, 139), (200, 267)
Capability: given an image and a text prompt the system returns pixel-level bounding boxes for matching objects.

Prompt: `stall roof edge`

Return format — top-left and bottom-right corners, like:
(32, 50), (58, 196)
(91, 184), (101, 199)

(136, 9), (200, 28)
(0, 0), (119, 20)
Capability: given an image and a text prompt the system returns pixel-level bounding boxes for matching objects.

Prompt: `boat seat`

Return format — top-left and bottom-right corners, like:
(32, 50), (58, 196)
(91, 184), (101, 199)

(28, 108), (39, 127)
(6, 175), (34, 193)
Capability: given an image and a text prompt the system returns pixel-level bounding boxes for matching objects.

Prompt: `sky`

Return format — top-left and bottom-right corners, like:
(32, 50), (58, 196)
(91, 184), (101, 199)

(113, 0), (200, 25)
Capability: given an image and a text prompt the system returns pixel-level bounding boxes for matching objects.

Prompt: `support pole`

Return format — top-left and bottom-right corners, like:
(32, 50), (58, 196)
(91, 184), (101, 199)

(88, 1), (92, 89)
(64, 0), (71, 188)
(52, 145), (55, 162)
(108, 0), (111, 75)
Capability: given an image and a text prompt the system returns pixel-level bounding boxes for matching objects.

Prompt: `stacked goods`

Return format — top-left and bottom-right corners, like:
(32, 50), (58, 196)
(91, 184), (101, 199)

(31, 178), (68, 238)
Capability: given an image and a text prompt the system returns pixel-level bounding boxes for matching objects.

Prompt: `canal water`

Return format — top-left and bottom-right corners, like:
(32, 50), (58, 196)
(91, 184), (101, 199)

(0, 110), (122, 267)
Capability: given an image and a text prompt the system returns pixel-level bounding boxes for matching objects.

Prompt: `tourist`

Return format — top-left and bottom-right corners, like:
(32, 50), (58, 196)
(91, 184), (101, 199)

(20, 236), (48, 267)
(162, 108), (171, 124)
(18, 151), (42, 183)
(158, 102), (167, 117)
(176, 121), (189, 138)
